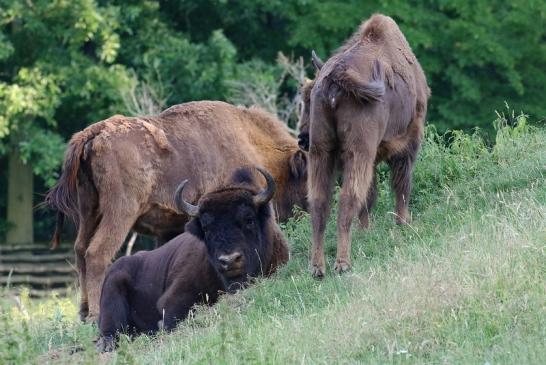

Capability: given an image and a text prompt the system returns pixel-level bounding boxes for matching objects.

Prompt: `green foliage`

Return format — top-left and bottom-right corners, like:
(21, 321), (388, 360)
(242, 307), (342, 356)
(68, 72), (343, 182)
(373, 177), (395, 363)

(0, 289), (97, 364)
(0, 67), (60, 138)
(225, 59), (284, 113)
(18, 126), (66, 187)
(138, 29), (237, 104)
(1, 0), (545, 241)
(0, 0), (131, 183)
(377, 0), (546, 131)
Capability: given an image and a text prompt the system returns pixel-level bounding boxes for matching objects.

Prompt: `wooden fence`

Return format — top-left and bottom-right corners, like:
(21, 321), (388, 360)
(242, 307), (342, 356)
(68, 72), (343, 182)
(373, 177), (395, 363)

(0, 243), (76, 297)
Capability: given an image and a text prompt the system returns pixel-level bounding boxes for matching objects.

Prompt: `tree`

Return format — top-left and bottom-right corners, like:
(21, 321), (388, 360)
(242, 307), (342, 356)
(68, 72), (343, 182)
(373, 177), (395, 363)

(0, 0), (240, 242)
(377, 0), (546, 131)
(0, 0), (131, 243)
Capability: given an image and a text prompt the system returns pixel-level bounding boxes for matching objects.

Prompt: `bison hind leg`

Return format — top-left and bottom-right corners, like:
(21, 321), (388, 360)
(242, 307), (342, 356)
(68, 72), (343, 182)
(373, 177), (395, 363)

(308, 149), (336, 278)
(73, 172), (101, 321)
(85, 203), (139, 321)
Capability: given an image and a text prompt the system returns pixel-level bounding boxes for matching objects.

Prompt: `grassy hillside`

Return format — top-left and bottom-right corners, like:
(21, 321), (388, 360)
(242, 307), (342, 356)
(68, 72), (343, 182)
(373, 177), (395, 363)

(1, 113), (545, 364)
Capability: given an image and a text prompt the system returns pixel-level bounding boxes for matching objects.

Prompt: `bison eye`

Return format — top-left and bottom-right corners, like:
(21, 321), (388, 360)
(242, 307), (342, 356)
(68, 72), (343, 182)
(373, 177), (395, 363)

(245, 218), (255, 229)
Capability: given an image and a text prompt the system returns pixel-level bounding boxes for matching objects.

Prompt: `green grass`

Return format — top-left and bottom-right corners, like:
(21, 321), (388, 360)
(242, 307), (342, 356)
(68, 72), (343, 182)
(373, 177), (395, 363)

(1, 113), (545, 364)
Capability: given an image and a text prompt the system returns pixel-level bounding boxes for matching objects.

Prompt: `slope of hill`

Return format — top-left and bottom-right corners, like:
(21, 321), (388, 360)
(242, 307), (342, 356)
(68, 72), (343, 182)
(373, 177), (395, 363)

(1, 114), (545, 364)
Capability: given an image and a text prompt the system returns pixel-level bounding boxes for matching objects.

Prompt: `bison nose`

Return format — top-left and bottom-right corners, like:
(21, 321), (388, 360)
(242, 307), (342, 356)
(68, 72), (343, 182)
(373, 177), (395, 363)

(218, 252), (243, 269)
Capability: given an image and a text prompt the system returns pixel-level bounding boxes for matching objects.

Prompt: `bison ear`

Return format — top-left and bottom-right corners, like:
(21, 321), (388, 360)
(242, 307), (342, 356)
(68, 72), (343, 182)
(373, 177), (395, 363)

(185, 218), (204, 240)
(311, 50), (324, 73)
(290, 150), (307, 179)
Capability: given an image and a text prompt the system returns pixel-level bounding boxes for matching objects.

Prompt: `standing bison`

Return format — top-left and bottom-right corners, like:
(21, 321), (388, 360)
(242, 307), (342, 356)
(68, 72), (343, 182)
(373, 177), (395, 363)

(299, 14), (430, 277)
(46, 101), (307, 321)
(97, 167), (288, 352)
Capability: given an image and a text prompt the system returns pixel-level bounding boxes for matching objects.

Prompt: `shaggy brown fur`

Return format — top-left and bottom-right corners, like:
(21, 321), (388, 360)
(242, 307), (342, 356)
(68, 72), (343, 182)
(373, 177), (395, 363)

(46, 101), (306, 321)
(299, 14), (430, 277)
(96, 167), (288, 352)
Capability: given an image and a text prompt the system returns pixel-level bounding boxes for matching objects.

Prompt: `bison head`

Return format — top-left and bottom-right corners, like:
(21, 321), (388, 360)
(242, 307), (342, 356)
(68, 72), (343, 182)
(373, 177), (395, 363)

(175, 167), (276, 290)
(274, 149), (308, 222)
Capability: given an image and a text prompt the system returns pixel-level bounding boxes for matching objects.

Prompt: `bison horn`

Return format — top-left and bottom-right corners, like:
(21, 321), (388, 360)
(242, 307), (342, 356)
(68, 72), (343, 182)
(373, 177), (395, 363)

(311, 50), (324, 71)
(253, 168), (276, 207)
(174, 179), (200, 217)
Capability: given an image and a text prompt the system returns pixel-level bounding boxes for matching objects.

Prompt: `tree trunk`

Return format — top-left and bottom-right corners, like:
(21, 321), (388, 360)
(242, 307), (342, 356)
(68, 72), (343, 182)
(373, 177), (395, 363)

(6, 150), (34, 244)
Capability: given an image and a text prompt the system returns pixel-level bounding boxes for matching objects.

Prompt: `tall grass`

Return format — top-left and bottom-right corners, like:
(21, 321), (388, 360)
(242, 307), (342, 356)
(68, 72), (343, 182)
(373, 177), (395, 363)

(1, 113), (544, 364)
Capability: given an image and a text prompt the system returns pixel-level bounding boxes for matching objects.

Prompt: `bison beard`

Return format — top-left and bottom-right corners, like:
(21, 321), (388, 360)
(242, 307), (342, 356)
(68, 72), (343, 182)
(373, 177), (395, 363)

(300, 14), (430, 277)
(96, 167), (289, 352)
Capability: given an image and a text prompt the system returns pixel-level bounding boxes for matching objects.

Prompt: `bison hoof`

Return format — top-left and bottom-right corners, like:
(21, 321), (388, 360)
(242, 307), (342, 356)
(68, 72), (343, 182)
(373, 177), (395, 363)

(85, 313), (99, 324)
(396, 216), (411, 225)
(310, 264), (326, 279)
(395, 209), (411, 225)
(96, 335), (116, 353)
(334, 259), (351, 274)
(78, 303), (89, 322)
(358, 215), (370, 230)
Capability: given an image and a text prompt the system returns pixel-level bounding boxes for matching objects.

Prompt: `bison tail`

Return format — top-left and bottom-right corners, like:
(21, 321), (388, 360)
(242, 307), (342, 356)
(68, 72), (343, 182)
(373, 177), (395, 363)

(45, 127), (100, 243)
(331, 59), (385, 103)
(50, 211), (64, 250)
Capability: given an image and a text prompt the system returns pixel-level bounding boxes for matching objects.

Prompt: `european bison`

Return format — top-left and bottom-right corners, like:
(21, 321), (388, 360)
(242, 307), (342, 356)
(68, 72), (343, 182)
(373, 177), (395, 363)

(97, 167), (289, 352)
(299, 14), (430, 277)
(46, 101), (307, 321)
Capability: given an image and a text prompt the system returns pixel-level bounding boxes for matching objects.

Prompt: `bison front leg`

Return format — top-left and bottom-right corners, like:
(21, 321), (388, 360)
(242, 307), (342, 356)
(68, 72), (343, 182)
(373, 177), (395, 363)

(387, 152), (417, 224)
(97, 268), (132, 352)
(156, 286), (197, 331)
(387, 123), (421, 225)
(386, 108), (424, 225)
(357, 169), (378, 229)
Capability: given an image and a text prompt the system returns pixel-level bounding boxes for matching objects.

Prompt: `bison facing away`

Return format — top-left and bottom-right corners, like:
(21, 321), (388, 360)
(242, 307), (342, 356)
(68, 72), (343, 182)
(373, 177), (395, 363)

(46, 101), (307, 322)
(299, 14), (430, 277)
(97, 167), (289, 352)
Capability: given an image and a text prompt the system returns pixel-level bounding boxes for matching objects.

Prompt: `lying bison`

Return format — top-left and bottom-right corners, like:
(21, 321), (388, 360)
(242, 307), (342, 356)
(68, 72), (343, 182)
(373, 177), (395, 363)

(299, 14), (430, 277)
(46, 101), (307, 321)
(97, 167), (288, 352)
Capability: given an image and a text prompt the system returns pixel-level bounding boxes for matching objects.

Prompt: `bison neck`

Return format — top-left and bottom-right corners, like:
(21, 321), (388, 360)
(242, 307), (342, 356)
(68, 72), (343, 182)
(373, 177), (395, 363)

(262, 223), (290, 276)
(251, 143), (298, 217)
